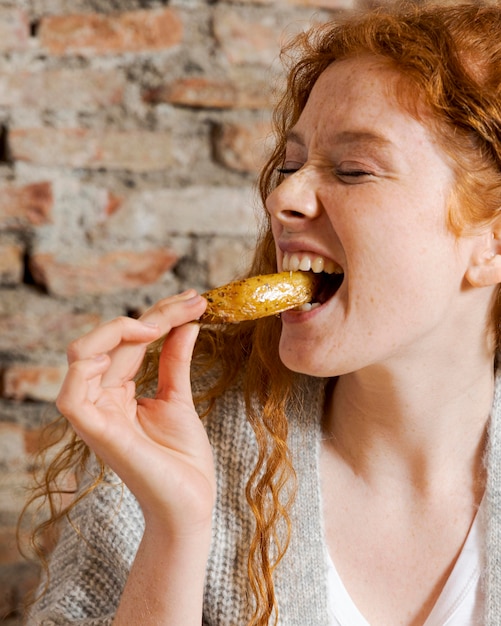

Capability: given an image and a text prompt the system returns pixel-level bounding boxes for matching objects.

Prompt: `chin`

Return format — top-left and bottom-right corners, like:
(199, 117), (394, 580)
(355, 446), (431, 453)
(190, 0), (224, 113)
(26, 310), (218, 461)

(278, 336), (357, 379)
(279, 343), (328, 378)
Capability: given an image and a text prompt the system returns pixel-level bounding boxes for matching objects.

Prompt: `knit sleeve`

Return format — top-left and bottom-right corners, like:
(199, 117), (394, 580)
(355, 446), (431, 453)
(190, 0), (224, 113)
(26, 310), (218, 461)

(26, 462), (144, 625)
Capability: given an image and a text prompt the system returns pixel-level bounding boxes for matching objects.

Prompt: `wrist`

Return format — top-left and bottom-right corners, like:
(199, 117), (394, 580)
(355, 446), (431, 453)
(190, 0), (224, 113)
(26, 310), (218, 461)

(143, 512), (213, 550)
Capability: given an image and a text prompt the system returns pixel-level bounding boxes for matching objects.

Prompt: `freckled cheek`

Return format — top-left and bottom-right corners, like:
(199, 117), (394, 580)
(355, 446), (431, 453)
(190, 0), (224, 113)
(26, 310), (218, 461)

(344, 233), (424, 308)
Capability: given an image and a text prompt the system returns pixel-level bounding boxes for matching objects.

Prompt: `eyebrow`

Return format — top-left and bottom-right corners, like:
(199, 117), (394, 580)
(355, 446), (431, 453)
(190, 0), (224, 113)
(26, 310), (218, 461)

(285, 129), (395, 150)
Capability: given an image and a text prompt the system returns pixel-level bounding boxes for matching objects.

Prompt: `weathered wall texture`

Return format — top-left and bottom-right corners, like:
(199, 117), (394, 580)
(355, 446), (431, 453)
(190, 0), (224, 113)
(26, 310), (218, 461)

(0, 0), (370, 622)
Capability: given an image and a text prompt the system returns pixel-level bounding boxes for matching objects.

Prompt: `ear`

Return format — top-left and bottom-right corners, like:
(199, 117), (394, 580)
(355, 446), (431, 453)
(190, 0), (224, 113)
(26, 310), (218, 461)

(465, 228), (501, 288)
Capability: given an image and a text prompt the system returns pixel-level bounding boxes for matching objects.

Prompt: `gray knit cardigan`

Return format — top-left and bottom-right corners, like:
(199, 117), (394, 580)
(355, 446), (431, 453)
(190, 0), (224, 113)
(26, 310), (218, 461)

(28, 372), (501, 625)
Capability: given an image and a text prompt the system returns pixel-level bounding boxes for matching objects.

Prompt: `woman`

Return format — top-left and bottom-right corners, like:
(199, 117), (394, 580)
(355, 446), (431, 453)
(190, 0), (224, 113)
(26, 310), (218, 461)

(24, 1), (501, 624)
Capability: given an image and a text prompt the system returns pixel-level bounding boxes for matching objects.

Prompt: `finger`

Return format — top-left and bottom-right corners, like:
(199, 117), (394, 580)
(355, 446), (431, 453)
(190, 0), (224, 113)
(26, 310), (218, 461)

(156, 322), (201, 404)
(67, 316), (162, 364)
(56, 354), (111, 436)
(102, 294), (206, 388)
(67, 291), (205, 364)
(137, 290), (206, 329)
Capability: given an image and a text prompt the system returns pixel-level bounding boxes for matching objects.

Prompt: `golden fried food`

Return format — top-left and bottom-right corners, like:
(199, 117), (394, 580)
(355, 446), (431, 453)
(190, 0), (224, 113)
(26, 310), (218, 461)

(200, 271), (321, 324)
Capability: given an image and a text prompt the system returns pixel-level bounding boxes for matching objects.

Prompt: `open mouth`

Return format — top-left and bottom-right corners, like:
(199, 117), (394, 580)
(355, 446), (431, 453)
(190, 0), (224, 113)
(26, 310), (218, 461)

(313, 270), (344, 304)
(290, 270), (344, 312)
(281, 252), (344, 312)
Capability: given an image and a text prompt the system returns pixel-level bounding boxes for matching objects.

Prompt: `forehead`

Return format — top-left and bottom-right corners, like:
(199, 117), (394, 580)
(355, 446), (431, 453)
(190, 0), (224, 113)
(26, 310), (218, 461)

(290, 56), (434, 151)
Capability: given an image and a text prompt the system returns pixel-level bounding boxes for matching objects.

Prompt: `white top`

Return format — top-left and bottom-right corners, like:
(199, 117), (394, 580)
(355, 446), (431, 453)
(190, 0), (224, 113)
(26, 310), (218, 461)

(327, 500), (485, 626)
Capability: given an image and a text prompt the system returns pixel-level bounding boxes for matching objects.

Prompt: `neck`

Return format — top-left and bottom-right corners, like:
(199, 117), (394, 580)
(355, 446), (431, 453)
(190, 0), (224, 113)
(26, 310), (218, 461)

(324, 353), (493, 500)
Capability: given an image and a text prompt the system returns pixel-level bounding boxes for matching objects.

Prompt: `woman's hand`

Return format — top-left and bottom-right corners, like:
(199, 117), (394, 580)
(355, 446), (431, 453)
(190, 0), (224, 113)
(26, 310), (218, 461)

(56, 290), (215, 536)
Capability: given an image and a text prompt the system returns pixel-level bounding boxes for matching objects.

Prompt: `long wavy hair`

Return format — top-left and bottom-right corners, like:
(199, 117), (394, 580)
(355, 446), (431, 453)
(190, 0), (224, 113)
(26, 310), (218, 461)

(21, 2), (501, 624)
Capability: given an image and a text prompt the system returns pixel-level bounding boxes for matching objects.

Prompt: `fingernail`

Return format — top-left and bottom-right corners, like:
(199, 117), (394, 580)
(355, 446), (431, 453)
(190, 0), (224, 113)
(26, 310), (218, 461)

(176, 289), (198, 300)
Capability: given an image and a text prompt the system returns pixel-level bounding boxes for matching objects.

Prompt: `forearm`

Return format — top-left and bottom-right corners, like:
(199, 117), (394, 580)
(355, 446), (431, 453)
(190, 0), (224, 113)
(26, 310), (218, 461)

(113, 523), (212, 625)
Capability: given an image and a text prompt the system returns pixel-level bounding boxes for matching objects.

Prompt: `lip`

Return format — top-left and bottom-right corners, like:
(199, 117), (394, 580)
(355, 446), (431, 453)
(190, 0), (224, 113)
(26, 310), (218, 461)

(280, 297), (332, 324)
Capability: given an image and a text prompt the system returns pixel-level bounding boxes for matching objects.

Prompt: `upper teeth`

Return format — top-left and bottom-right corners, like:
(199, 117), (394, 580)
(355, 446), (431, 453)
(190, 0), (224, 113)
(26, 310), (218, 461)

(282, 252), (342, 274)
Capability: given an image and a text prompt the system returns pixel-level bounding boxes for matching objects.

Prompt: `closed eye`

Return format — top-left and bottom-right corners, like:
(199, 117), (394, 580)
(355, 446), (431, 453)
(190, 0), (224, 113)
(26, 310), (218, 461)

(276, 159), (304, 177)
(276, 167), (299, 176)
(335, 168), (374, 183)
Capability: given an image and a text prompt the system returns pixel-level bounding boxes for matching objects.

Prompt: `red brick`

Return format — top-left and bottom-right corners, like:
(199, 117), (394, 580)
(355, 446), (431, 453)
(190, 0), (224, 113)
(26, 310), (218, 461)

(291, 0), (355, 7)
(213, 8), (283, 66)
(0, 562), (40, 620)
(9, 128), (175, 172)
(0, 424), (26, 465)
(0, 241), (23, 285)
(3, 364), (67, 402)
(109, 186), (258, 237)
(105, 192), (123, 217)
(234, 0), (355, 7)
(0, 311), (101, 353)
(39, 8), (183, 56)
(0, 182), (53, 230)
(206, 238), (255, 287)
(0, 529), (21, 566)
(213, 120), (272, 173)
(0, 68), (126, 110)
(22, 426), (74, 465)
(0, 472), (32, 520)
(23, 427), (43, 457)
(143, 76), (274, 110)
(0, 8), (30, 52)
(29, 248), (179, 296)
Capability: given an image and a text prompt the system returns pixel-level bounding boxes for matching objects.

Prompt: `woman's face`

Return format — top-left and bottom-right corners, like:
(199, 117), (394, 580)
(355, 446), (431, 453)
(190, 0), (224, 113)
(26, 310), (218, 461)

(266, 56), (491, 377)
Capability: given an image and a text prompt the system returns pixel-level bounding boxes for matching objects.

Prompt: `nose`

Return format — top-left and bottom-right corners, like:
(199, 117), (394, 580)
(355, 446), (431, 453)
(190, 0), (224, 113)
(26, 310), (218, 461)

(265, 167), (322, 231)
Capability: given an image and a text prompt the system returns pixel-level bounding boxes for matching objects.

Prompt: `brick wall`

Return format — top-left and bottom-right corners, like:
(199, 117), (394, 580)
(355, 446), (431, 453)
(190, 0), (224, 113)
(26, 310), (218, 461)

(0, 0), (365, 622)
